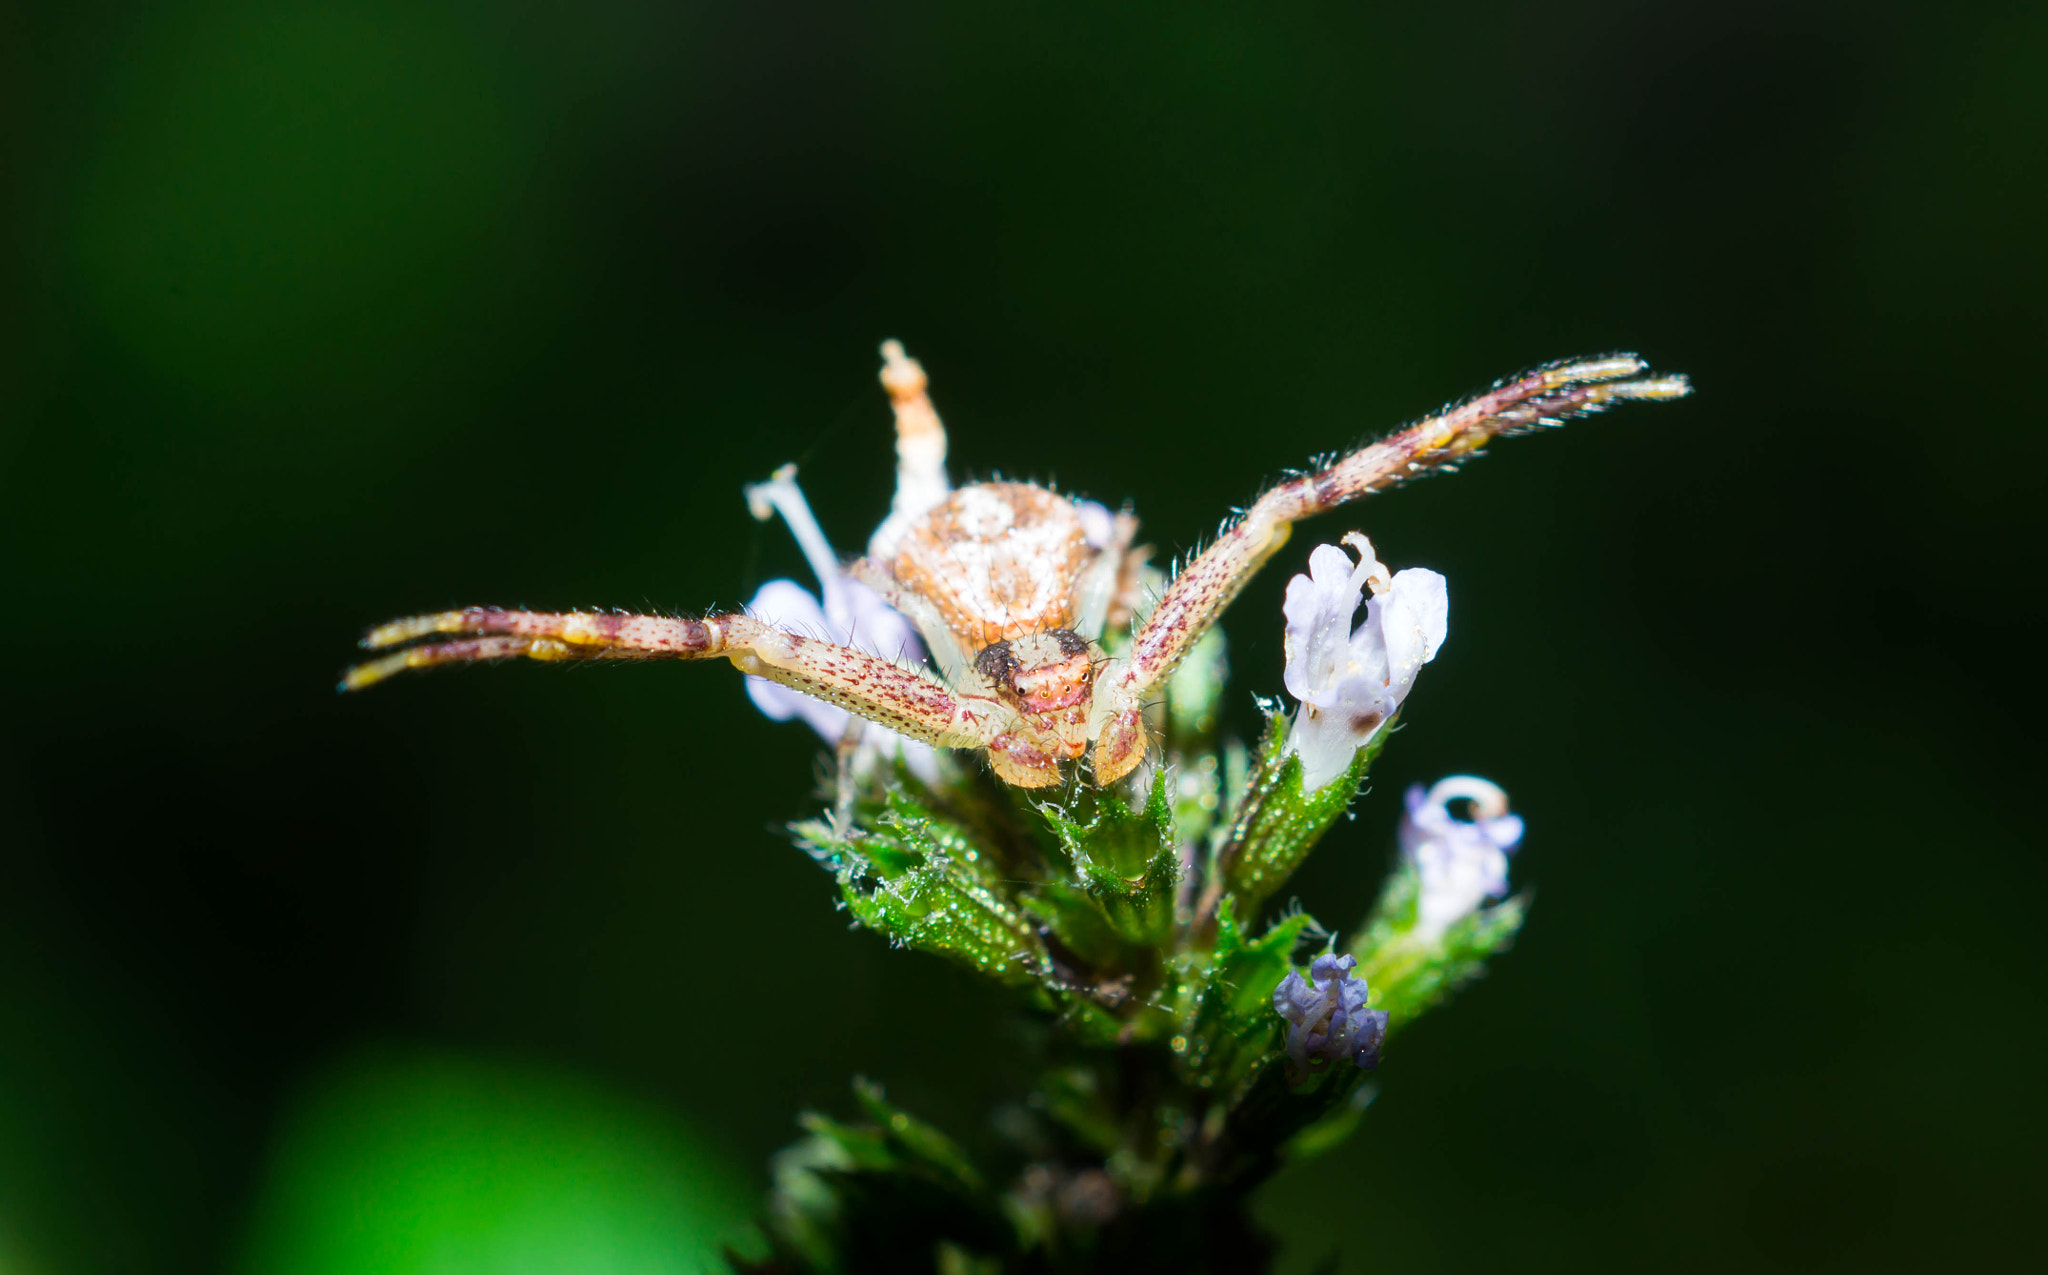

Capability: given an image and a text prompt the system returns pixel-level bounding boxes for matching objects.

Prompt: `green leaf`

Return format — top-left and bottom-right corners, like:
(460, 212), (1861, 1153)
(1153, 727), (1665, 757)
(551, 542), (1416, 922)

(1214, 900), (1317, 1022)
(751, 1081), (1009, 1274)
(850, 1078), (985, 1195)
(1039, 777), (1181, 947)
(1157, 627), (1230, 856)
(1194, 1054), (1369, 1186)
(1174, 899), (1318, 1092)
(800, 791), (1050, 988)
(1167, 750), (1227, 857)
(1035, 1063), (1123, 1155)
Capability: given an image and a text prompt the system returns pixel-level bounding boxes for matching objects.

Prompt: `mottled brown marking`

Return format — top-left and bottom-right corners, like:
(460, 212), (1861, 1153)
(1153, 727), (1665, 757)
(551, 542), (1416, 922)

(892, 483), (1089, 648)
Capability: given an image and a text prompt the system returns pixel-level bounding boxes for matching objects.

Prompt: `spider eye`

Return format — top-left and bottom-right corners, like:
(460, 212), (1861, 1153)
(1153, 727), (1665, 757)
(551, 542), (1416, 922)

(1048, 628), (1090, 659)
(973, 640), (1020, 686)
(992, 631), (1096, 717)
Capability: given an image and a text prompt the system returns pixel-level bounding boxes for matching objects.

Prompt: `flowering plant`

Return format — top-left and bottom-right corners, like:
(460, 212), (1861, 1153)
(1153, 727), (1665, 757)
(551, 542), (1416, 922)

(729, 476), (1532, 1274)
(345, 343), (1686, 1271)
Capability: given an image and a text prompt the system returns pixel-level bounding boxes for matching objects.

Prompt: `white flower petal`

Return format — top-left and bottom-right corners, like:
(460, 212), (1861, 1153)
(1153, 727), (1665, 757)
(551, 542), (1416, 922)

(1074, 500), (1116, 549)
(1372, 567), (1449, 705)
(1282, 539), (1449, 792)
(1289, 704), (1381, 794)
(743, 579), (854, 736)
(747, 578), (832, 633)
(740, 473), (938, 785)
(744, 467), (850, 621)
(836, 578), (925, 665)
(1282, 543), (1368, 706)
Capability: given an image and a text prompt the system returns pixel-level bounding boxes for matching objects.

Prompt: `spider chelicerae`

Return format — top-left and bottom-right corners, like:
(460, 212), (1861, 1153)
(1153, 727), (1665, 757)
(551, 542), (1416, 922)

(344, 342), (1688, 787)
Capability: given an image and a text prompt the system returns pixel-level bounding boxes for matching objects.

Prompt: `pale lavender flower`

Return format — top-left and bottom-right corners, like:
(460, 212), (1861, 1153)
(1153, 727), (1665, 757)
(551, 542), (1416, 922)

(1273, 952), (1388, 1074)
(1400, 775), (1525, 943)
(1073, 498), (1117, 550)
(743, 465), (940, 782)
(1281, 533), (1449, 793)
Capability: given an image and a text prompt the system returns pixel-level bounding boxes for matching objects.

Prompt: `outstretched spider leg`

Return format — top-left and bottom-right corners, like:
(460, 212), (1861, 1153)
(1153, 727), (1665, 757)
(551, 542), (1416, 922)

(1089, 354), (1691, 783)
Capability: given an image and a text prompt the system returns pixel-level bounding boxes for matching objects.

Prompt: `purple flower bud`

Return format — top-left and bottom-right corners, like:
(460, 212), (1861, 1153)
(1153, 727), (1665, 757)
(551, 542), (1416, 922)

(1273, 952), (1389, 1074)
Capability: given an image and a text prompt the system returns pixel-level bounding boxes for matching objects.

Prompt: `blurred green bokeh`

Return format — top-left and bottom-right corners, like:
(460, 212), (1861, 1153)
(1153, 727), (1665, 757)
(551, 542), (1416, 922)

(71, 4), (532, 402)
(236, 1048), (753, 1275)
(3, 1), (2042, 1272)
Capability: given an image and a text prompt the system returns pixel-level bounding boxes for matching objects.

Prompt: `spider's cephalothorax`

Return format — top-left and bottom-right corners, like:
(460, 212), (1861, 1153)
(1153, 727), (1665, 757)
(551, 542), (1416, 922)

(854, 478), (1142, 785)
(345, 341), (1689, 787)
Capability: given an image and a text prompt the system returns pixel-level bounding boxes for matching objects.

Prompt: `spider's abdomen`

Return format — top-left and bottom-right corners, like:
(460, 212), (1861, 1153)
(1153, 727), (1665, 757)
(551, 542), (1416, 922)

(892, 483), (1090, 649)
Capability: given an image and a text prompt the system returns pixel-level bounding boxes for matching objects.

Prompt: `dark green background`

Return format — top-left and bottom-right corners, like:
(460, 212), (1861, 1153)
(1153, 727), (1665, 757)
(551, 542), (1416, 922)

(5, 1), (2042, 1271)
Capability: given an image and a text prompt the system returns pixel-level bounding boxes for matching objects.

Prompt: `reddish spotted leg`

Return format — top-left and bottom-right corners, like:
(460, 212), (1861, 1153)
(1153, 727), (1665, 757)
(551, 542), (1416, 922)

(1089, 354), (1692, 784)
(343, 607), (1007, 753)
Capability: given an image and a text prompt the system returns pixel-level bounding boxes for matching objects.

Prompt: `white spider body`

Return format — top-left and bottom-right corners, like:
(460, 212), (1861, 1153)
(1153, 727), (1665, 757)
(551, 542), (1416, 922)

(853, 478), (1142, 786)
(346, 341), (1689, 789)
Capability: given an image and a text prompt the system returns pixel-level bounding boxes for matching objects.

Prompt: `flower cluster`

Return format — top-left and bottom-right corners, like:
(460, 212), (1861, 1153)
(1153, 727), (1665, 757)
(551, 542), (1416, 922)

(1273, 952), (1389, 1076)
(1400, 775), (1525, 942)
(1280, 532), (1449, 793)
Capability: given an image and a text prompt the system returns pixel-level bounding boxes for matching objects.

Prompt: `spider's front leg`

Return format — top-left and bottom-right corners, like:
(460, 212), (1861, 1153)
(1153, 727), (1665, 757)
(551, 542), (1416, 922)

(343, 607), (1015, 759)
(1088, 354), (1691, 783)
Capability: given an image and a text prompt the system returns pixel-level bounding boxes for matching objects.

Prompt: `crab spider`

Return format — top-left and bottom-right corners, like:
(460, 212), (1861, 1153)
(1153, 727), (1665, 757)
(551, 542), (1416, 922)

(344, 342), (1689, 787)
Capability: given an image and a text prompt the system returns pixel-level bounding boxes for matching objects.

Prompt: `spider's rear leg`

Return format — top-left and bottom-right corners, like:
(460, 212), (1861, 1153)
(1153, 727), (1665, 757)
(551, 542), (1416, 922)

(866, 339), (953, 560)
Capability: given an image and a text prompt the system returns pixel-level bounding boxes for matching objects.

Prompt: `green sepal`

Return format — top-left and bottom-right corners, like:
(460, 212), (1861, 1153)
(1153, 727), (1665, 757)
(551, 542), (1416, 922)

(797, 791), (1049, 988)
(1042, 772), (1174, 879)
(1213, 898), (1316, 1022)
(1021, 881), (1128, 971)
(1210, 710), (1391, 918)
(1174, 899), (1317, 1092)
(1349, 859), (1530, 1027)
(1081, 842), (1179, 949)
(1039, 775), (1180, 947)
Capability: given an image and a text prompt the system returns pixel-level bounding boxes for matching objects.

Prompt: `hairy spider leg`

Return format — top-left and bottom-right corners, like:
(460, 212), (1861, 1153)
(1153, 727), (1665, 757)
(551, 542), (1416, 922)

(342, 607), (1007, 752)
(342, 635), (600, 685)
(1073, 508), (1142, 642)
(1088, 354), (1692, 783)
